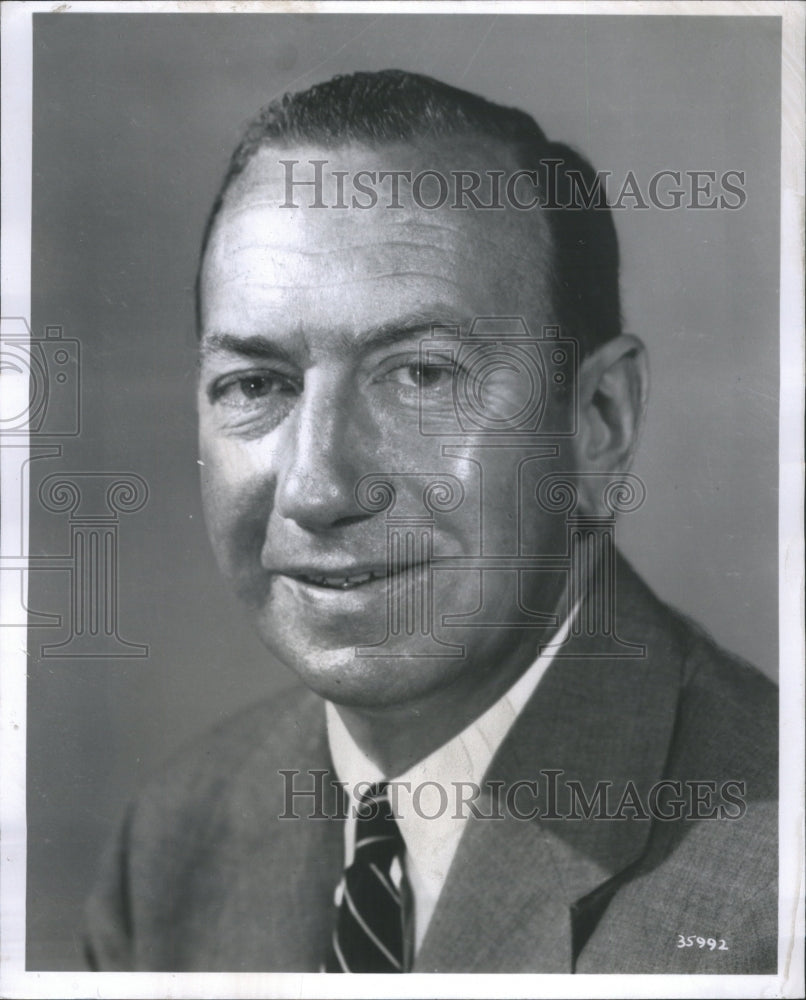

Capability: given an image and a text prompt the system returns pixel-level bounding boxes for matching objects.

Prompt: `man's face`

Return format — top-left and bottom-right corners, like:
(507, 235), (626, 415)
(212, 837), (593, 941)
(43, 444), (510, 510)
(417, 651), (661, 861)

(198, 141), (573, 709)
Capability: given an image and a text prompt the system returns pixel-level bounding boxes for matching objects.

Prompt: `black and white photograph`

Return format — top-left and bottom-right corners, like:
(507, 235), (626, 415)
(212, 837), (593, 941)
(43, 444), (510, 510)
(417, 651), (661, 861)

(0, 2), (803, 998)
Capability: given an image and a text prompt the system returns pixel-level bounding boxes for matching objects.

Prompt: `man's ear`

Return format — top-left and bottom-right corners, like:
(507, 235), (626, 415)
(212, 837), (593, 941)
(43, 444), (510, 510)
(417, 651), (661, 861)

(574, 334), (648, 477)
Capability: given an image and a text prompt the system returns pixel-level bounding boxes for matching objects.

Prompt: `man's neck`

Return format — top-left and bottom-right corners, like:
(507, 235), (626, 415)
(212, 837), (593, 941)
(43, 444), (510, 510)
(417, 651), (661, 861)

(331, 630), (548, 778)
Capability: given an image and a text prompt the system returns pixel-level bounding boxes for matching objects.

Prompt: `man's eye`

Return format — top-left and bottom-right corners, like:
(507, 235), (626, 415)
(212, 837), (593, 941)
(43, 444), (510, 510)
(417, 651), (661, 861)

(387, 362), (453, 389)
(210, 371), (300, 407)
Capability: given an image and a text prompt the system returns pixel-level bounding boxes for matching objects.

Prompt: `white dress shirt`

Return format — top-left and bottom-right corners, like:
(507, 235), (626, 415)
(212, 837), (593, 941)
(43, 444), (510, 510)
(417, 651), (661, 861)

(326, 605), (577, 953)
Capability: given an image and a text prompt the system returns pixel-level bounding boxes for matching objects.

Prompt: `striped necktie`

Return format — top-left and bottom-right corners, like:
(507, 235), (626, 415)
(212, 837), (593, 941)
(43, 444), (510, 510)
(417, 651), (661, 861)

(325, 783), (407, 972)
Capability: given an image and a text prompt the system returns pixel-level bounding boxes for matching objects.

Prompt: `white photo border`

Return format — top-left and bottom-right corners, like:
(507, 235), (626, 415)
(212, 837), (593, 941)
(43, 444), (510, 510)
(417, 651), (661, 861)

(1, 2), (803, 998)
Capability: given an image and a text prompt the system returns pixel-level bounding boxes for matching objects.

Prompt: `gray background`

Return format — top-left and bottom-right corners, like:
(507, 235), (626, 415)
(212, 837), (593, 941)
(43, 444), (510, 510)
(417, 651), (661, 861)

(27, 12), (780, 969)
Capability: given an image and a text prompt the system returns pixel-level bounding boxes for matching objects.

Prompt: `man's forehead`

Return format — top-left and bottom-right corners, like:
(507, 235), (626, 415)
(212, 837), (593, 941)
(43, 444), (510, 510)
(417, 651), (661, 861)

(200, 140), (558, 341)
(217, 140), (553, 255)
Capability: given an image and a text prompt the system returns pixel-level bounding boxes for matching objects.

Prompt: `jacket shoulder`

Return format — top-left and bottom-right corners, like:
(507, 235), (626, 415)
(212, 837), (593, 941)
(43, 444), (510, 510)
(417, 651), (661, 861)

(140, 683), (324, 809)
(84, 683), (329, 970)
(668, 608), (777, 794)
(619, 557), (777, 770)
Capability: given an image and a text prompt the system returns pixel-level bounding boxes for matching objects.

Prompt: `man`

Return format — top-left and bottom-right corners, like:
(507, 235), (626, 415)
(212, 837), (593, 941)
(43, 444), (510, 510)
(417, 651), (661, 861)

(85, 70), (777, 974)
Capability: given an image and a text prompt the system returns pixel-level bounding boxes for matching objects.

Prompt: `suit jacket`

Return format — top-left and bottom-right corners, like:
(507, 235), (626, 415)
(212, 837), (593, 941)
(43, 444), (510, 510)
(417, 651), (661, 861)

(85, 557), (778, 973)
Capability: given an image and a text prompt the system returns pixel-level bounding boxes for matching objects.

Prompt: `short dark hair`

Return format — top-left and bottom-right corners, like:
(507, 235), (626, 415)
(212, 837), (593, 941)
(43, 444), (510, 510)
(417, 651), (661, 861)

(196, 69), (622, 356)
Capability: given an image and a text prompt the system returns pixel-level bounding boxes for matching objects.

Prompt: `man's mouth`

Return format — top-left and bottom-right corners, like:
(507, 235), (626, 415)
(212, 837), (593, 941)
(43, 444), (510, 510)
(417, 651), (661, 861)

(283, 564), (428, 591)
(294, 569), (389, 590)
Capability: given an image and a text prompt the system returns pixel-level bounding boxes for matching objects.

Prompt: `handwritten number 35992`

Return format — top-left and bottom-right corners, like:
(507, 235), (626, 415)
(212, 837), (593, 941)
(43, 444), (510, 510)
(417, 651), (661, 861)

(677, 934), (729, 951)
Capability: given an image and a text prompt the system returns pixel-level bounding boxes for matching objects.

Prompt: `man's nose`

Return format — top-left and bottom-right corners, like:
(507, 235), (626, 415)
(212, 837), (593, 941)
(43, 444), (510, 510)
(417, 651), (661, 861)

(273, 374), (373, 531)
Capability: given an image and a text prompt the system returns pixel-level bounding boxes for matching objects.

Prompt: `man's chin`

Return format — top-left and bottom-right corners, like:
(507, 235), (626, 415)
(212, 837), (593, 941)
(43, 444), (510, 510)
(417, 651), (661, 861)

(258, 628), (468, 710)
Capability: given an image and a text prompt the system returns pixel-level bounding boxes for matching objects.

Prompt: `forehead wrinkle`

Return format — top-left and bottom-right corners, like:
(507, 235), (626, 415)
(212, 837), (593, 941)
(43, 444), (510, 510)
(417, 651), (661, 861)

(219, 196), (286, 219)
(213, 240), (527, 279)
(387, 219), (550, 259)
(220, 239), (477, 257)
(214, 270), (477, 294)
(215, 216), (533, 255)
(209, 215), (551, 285)
(213, 199), (552, 273)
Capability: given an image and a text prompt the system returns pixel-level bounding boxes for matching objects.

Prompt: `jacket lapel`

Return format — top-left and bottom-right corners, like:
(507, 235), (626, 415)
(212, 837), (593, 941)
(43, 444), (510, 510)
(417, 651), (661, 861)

(223, 689), (344, 970)
(414, 557), (685, 972)
(413, 789), (574, 972)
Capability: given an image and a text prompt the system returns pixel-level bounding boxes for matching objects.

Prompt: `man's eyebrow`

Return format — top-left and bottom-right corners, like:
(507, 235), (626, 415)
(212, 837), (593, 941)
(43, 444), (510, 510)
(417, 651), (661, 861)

(201, 311), (471, 360)
(349, 310), (470, 352)
(200, 333), (295, 365)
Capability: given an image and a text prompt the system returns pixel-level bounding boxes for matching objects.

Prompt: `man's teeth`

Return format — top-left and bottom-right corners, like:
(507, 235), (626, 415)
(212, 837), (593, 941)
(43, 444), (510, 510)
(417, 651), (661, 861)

(299, 570), (386, 589)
